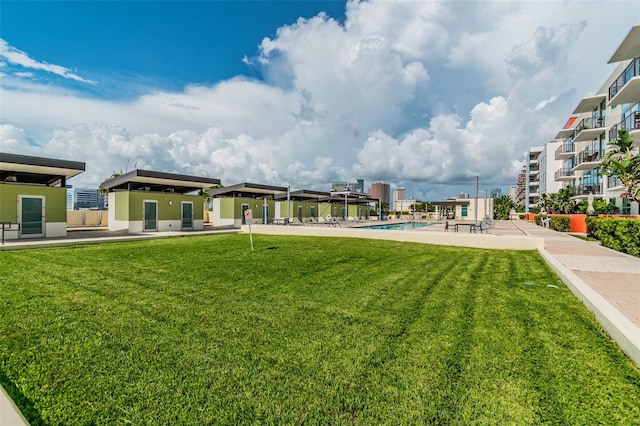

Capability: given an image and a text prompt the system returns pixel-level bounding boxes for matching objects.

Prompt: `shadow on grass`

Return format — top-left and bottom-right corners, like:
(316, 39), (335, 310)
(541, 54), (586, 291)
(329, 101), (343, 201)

(0, 369), (44, 425)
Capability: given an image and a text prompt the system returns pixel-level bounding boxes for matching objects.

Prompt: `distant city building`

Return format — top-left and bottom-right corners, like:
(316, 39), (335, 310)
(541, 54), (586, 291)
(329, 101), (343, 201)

(331, 181), (348, 192)
(66, 186), (103, 210)
(368, 181), (390, 206)
(509, 185), (519, 203)
(392, 187), (406, 210)
(332, 179), (365, 194)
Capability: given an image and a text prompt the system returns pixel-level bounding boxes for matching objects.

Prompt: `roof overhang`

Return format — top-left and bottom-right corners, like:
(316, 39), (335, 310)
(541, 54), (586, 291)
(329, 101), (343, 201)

(555, 129), (574, 139)
(608, 25), (640, 63)
(329, 191), (377, 203)
(277, 189), (331, 201)
(100, 169), (220, 194)
(572, 94), (607, 114)
(555, 117), (577, 139)
(431, 201), (470, 207)
(210, 182), (288, 198)
(0, 152), (85, 186)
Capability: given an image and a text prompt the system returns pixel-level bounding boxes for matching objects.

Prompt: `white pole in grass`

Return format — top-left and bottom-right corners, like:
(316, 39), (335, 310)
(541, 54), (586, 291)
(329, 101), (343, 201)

(484, 189), (487, 220)
(474, 176), (479, 227)
(245, 209), (254, 251)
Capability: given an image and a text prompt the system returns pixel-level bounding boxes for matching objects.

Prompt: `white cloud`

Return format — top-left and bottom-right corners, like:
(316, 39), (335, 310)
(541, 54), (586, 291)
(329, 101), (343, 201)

(0, 39), (97, 84)
(1, 1), (638, 199)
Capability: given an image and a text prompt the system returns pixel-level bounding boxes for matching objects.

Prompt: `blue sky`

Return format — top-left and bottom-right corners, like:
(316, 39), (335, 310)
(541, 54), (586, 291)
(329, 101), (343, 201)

(1, 1), (638, 201)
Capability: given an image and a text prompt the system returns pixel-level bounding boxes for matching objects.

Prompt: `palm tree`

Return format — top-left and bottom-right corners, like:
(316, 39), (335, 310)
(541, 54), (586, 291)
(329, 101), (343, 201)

(494, 194), (516, 219)
(540, 187), (576, 214)
(601, 130), (640, 203)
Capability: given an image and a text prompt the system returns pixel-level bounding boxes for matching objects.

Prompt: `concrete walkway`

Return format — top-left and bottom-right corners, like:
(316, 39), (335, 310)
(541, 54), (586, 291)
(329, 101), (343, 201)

(1, 220), (638, 424)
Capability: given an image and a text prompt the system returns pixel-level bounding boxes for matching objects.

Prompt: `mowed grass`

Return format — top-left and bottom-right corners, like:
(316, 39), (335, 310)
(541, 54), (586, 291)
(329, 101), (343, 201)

(1, 234), (639, 424)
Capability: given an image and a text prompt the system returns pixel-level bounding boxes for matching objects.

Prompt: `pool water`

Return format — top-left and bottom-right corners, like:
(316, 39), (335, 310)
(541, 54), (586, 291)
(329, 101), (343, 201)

(358, 222), (435, 230)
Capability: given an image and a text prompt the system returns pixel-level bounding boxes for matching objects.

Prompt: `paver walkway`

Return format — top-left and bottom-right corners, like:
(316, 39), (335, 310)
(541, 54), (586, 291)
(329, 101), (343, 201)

(511, 220), (640, 328)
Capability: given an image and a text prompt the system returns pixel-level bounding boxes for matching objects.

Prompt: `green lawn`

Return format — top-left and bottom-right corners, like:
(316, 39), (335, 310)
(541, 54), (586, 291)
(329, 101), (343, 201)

(1, 234), (639, 424)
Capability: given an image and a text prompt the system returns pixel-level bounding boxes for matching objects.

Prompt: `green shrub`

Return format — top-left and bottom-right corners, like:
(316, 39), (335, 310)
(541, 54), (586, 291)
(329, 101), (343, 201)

(550, 216), (570, 232)
(585, 216), (598, 238)
(534, 215), (544, 226)
(518, 214), (525, 220)
(591, 218), (640, 257)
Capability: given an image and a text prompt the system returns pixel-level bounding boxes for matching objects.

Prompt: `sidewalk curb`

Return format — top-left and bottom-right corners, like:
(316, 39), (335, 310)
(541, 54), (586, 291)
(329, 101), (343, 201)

(0, 383), (29, 425)
(539, 247), (640, 368)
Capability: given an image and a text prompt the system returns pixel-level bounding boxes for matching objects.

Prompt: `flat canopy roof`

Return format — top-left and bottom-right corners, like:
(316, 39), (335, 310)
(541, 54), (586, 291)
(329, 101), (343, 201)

(275, 189), (331, 201)
(431, 200), (470, 206)
(328, 192), (378, 204)
(1, 152), (85, 186)
(210, 182), (288, 198)
(100, 169), (220, 194)
(572, 94), (607, 114)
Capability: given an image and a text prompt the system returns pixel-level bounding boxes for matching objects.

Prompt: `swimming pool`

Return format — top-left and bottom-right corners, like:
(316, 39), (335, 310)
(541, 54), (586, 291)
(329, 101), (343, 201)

(357, 222), (435, 230)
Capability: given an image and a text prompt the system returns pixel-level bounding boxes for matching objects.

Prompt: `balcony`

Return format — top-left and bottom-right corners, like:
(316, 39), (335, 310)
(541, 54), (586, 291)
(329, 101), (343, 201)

(607, 176), (624, 190)
(573, 116), (606, 142)
(572, 94), (607, 114)
(609, 112), (640, 142)
(555, 143), (575, 160)
(573, 149), (602, 171)
(554, 167), (575, 182)
(574, 183), (602, 197)
(609, 58), (640, 106)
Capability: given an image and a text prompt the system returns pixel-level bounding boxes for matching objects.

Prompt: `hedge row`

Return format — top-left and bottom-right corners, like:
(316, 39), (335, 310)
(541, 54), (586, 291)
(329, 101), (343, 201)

(586, 217), (640, 257)
(533, 215), (570, 232)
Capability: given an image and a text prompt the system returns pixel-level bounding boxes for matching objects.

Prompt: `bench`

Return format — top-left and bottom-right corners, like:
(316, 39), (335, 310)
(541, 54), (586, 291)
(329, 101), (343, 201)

(1, 222), (21, 245)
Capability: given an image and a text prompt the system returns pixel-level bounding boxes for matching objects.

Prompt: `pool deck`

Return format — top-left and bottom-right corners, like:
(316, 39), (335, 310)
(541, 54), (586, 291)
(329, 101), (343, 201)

(1, 219), (639, 424)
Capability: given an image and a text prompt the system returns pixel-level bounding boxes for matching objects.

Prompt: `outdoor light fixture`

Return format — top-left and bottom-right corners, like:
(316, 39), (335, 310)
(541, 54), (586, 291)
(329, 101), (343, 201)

(168, 200), (173, 206)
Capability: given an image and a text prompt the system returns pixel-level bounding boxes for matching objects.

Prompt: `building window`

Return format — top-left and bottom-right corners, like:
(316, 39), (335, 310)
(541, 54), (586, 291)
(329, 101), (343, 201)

(461, 206), (468, 217)
(622, 199), (631, 215)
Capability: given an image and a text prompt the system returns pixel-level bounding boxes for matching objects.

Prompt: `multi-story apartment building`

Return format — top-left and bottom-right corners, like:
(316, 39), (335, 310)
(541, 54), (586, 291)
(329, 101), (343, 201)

(368, 181), (390, 206)
(515, 167), (526, 207)
(538, 140), (562, 197)
(552, 24), (639, 215)
(525, 146), (542, 212)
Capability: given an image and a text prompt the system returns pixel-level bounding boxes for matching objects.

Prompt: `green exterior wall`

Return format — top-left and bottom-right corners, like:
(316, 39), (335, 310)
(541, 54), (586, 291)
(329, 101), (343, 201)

(214, 197), (370, 221)
(114, 191), (204, 221)
(216, 197), (277, 220)
(0, 184), (67, 223)
(218, 198), (236, 219)
(114, 191), (130, 221)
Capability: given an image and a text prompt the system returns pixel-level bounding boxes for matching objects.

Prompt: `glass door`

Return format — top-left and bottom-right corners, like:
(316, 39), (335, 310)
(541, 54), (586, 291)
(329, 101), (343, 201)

(144, 201), (157, 231)
(182, 202), (193, 230)
(20, 196), (44, 237)
(241, 204), (249, 225)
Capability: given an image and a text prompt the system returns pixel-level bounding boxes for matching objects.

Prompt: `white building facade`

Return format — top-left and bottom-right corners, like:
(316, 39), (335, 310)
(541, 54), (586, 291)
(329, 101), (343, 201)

(551, 25), (639, 215)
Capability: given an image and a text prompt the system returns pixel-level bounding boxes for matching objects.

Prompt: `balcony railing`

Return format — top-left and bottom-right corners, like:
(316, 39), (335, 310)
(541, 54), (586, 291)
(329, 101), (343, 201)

(576, 116), (605, 133)
(609, 57), (640, 100)
(609, 112), (640, 141)
(575, 149), (602, 167)
(574, 183), (602, 196)
(554, 168), (574, 180)
(555, 142), (575, 159)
